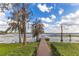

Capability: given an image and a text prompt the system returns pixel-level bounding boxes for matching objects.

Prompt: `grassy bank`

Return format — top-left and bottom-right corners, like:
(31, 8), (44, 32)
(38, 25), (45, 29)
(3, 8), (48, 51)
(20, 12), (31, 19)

(50, 42), (79, 56)
(0, 42), (38, 56)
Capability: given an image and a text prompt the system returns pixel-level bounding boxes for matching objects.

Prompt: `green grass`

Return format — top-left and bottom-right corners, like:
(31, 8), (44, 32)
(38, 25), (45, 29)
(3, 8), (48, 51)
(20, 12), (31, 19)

(0, 42), (38, 56)
(50, 42), (79, 56)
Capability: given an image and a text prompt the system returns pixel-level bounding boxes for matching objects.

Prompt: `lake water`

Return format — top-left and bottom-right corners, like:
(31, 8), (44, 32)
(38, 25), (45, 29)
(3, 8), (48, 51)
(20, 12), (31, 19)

(0, 33), (79, 43)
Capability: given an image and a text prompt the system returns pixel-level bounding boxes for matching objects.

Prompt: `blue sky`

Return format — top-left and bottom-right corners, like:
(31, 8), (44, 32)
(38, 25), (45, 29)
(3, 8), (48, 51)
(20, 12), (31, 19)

(29, 3), (79, 21)
(0, 3), (79, 33)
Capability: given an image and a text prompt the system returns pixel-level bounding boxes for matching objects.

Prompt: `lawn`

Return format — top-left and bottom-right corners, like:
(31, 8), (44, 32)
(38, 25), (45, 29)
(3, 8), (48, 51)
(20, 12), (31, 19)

(50, 42), (79, 56)
(0, 42), (38, 56)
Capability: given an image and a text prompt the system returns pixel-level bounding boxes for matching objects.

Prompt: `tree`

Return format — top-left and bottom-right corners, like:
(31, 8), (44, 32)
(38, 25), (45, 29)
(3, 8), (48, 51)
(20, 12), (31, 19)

(8, 20), (18, 33)
(0, 3), (32, 46)
(4, 20), (15, 33)
(32, 19), (44, 42)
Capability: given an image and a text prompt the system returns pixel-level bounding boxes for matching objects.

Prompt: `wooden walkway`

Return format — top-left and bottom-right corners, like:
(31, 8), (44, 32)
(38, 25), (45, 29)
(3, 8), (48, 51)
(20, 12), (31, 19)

(37, 39), (51, 56)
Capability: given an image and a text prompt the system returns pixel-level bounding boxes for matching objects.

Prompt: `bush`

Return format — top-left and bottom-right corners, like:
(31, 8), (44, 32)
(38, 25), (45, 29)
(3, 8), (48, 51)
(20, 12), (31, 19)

(37, 38), (41, 42)
(45, 38), (49, 41)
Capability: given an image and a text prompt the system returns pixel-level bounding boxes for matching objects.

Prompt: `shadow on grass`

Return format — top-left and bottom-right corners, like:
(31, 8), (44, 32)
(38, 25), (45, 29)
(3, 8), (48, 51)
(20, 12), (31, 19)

(32, 41), (40, 56)
(50, 43), (61, 56)
(32, 47), (37, 56)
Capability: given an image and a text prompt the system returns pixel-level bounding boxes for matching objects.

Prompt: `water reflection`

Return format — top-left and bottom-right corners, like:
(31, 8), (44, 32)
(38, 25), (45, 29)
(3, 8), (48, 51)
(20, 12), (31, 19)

(0, 33), (79, 43)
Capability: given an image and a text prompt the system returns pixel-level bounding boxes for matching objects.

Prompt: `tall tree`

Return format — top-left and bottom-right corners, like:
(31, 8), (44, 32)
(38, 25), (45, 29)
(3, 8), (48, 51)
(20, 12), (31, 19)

(32, 19), (44, 42)
(0, 3), (32, 45)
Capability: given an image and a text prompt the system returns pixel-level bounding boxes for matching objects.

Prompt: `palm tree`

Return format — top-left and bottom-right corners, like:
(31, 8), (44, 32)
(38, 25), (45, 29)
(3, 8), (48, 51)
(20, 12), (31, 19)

(5, 20), (18, 33)
(18, 7), (27, 46)
(0, 3), (32, 46)
(32, 19), (44, 42)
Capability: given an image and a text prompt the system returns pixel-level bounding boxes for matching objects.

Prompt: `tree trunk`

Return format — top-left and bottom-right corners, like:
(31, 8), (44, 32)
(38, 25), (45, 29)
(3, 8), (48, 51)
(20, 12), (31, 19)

(23, 21), (26, 46)
(36, 35), (39, 42)
(18, 23), (21, 43)
(22, 3), (27, 46)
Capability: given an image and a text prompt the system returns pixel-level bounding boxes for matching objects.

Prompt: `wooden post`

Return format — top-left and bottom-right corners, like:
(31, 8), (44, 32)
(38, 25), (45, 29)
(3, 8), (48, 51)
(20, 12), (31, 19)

(69, 34), (71, 42)
(61, 24), (63, 42)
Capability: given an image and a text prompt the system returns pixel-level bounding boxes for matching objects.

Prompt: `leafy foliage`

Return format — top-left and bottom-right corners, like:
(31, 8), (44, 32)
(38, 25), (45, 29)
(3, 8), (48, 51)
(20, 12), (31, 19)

(32, 19), (44, 41)
(0, 3), (33, 45)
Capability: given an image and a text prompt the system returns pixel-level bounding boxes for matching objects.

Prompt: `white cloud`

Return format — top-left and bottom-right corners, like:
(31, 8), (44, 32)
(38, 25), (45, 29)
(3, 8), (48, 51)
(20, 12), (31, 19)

(70, 4), (79, 6)
(45, 25), (61, 33)
(40, 17), (52, 22)
(37, 4), (53, 13)
(43, 23), (49, 27)
(42, 10), (79, 33)
(0, 12), (7, 24)
(38, 14), (57, 33)
(75, 10), (79, 16)
(56, 10), (79, 33)
(0, 12), (8, 22)
(39, 14), (56, 23)
(61, 10), (79, 25)
(0, 11), (9, 31)
(0, 12), (5, 16)
(66, 13), (77, 19)
(0, 20), (9, 31)
(58, 8), (64, 15)
(0, 20), (7, 25)
(50, 14), (56, 19)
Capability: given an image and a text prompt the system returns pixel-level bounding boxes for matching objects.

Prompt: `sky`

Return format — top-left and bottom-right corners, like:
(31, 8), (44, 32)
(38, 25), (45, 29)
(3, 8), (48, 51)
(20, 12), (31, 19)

(0, 3), (79, 33)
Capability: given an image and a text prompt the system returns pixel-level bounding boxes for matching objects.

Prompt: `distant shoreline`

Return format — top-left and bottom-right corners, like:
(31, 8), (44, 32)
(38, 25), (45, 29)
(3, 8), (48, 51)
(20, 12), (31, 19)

(2, 33), (79, 34)
(1, 32), (79, 34)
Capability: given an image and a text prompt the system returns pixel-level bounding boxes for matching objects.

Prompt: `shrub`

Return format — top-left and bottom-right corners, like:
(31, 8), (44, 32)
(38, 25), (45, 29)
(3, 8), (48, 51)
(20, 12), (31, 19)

(45, 38), (49, 41)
